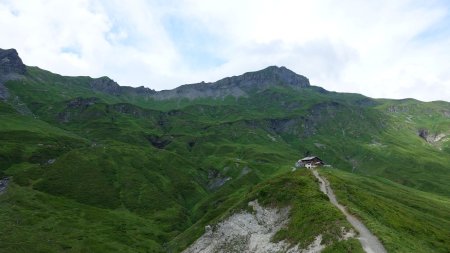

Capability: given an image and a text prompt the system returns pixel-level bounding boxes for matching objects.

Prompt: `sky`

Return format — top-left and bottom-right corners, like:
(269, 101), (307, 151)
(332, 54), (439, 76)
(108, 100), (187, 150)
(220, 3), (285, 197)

(1, 0), (449, 101)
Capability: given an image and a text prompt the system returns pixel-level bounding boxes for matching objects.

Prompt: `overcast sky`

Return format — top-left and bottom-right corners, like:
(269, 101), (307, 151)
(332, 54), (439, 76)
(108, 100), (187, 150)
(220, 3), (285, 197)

(1, 0), (449, 101)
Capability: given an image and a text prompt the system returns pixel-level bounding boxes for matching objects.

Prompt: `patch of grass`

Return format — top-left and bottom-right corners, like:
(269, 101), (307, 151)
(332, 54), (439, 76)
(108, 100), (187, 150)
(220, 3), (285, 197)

(322, 238), (365, 253)
(170, 170), (364, 252)
(322, 168), (450, 253)
(0, 183), (165, 253)
(244, 170), (361, 250)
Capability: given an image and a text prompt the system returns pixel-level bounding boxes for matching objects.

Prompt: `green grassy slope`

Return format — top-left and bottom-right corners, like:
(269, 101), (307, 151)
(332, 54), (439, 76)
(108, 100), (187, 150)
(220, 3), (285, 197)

(0, 102), (87, 178)
(1, 65), (449, 252)
(168, 170), (364, 253)
(322, 168), (450, 253)
(0, 184), (165, 253)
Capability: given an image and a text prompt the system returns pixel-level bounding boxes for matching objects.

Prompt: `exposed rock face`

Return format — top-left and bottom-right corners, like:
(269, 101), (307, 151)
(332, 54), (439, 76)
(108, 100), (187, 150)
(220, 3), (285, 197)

(154, 66), (310, 100)
(269, 118), (300, 135)
(110, 103), (152, 117)
(214, 65), (309, 89)
(183, 200), (333, 253)
(387, 105), (409, 113)
(66, 97), (99, 109)
(147, 135), (172, 149)
(0, 48), (26, 76)
(418, 129), (446, 144)
(354, 97), (379, 107)
(121, 85), (156, 95)
(89, 77), (122, 95)
(0, 177), (10, 195)
(183, 200), (295, 253)
(0, 83), (9, 100)
(0, 48), (27, 100)
(441, 110), (450, 118)
(89, 77), (156, 96)
(207, 169), (231, 190)
(58, 97), (100, 123)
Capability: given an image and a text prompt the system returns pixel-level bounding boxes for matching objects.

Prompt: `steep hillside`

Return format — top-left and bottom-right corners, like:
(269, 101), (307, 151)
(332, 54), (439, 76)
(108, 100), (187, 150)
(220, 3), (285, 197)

(1, 48), (449, 252)
(179, 170), (364, 253)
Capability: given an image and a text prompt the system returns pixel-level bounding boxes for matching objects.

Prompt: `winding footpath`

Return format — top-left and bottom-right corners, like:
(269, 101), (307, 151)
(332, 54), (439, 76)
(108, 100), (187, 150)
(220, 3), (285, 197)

(311, 169), (387, 253)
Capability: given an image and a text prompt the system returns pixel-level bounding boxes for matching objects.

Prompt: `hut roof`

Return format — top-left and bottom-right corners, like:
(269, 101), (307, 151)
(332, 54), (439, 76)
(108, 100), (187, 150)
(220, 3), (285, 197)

(300, 156), (321, 161)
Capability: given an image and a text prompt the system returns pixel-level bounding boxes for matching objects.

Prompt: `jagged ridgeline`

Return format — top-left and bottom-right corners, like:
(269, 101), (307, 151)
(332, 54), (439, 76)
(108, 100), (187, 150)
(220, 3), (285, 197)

(0, 48), (449, 252)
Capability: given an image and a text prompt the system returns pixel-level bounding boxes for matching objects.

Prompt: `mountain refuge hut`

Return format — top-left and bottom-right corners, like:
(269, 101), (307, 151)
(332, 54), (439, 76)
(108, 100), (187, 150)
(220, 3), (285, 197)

(296, 156), (324, 168)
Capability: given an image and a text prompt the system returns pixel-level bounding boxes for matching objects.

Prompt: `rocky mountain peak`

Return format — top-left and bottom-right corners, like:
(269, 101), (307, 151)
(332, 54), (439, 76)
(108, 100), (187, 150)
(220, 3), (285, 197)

(0, 48), (26, 76)
(215, 66), (310, 89)
(0, 48), (27, 101)
(154, 66), (310, 100)
(240, 65), (310, 87)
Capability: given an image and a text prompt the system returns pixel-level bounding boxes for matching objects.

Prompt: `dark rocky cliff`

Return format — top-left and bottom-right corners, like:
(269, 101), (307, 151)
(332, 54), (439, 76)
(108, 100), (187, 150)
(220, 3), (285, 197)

(0, 48), (27, 100)
(89, 76), (155, 96)
(0, 48), (26, 76)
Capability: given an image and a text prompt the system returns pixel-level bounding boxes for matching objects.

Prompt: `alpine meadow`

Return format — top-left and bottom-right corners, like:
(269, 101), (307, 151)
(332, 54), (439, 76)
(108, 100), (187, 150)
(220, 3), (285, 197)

(0, 47), (449, 253)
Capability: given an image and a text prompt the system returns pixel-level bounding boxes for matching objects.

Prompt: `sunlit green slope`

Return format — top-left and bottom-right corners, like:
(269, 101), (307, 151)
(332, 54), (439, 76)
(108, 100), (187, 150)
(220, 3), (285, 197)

(1, 64), (449, 252)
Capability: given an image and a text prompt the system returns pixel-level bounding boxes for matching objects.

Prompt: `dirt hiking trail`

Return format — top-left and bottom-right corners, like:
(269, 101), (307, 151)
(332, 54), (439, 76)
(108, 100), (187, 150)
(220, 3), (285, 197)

(311, 169), (387, 253)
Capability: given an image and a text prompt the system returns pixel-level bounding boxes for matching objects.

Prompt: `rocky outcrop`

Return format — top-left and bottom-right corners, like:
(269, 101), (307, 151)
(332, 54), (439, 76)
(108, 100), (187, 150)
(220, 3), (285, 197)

(154, 66), (310, 100)
(0, 48), (26, 77)
(89, 77), (122, 95)
(66, 97), (99, 109)
(269, 118), (300, 134)
(213, 65), (310, 90)
(89, 77), (155, 96)
(147, 135), (172, 149)
(264, 102), (343, 138)
(0, 177), (10, 195)
(58, 97), (100, 123)
(207, 169), (231, 190)
(0, 48), (27, 100)
(110, 103), (152, 117)
(418, 129), (446, 144)
(182, 199), (342, 253)
(120, 85), (156, 96)
(354, 97), (379, 107)
(387, 105), (409, 113)
(183, 200), (296, 253)
(0, 83), (9, 100)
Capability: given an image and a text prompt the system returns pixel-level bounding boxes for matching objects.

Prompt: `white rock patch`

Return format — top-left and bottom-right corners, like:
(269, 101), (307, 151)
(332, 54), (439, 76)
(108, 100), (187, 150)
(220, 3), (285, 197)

(183, 200), (334, 253)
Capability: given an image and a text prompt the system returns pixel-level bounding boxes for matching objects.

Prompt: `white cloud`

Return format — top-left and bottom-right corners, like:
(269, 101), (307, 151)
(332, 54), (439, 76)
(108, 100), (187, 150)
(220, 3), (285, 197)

(0, 0), (449, 101)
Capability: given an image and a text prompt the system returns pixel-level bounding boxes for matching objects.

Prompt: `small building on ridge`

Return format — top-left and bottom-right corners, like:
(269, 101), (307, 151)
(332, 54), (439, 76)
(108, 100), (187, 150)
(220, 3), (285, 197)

(296, 156), (324, 168)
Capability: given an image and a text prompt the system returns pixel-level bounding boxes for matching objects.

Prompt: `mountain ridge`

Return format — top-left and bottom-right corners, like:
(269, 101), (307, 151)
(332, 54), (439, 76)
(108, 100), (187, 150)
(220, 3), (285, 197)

(1, 47), (450, 253)
(153, 66), (310, 100)
(0, 48), (312, 101)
